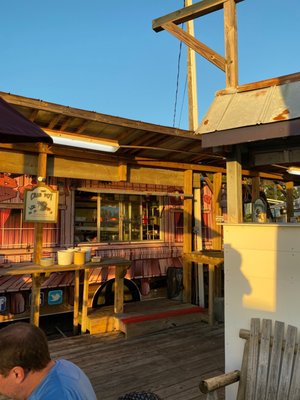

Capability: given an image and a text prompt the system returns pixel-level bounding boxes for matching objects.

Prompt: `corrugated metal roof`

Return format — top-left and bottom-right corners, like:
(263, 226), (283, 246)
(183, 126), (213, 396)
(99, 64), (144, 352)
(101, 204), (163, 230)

(196, 80), (300, 135)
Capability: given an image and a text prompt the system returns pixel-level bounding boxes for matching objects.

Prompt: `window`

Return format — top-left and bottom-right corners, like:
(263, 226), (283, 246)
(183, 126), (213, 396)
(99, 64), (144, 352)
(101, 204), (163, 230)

(74, 192), (162, 243)
(0, 207), (61, 249)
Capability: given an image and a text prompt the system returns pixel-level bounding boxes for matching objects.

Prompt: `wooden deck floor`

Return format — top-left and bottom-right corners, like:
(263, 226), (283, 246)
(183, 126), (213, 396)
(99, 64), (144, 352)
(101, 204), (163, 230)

(0, 321), (224, 400)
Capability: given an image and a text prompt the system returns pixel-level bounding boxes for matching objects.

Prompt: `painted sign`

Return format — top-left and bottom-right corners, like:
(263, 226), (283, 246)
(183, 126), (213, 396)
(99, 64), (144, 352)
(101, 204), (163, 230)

(24, 184), (58, 223)
(48, 290), (63, 305)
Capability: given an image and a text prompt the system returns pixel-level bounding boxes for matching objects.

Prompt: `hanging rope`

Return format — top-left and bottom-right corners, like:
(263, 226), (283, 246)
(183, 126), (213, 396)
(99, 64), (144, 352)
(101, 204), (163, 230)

(172, 1), (186, 128)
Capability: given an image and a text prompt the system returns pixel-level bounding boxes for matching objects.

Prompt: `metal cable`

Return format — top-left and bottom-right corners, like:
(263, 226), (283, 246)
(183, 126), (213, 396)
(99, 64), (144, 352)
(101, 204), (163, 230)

(172, 38), (183, 127)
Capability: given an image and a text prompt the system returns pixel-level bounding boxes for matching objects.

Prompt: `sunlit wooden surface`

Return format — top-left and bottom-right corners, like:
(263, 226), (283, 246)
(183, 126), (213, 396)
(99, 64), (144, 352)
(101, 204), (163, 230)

(0, 321), (224, 400)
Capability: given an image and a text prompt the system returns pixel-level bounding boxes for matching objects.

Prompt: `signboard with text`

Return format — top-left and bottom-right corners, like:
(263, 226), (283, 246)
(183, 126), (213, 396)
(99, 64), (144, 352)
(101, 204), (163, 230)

(24, 184), (58, 223)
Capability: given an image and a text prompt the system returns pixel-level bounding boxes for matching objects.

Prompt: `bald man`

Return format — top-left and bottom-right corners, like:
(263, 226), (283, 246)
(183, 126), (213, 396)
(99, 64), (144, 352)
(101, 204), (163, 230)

(0, 322), (97, 400)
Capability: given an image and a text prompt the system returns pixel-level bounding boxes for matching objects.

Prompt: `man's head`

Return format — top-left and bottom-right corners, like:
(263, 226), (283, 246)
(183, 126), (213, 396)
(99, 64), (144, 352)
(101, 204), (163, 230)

(0, 322), (51, 399)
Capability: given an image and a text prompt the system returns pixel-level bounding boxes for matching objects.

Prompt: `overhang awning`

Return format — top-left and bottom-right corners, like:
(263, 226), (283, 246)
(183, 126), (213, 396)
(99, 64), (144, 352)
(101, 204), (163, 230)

(0, 97), (52, 144)
(196, 73), (300, 148)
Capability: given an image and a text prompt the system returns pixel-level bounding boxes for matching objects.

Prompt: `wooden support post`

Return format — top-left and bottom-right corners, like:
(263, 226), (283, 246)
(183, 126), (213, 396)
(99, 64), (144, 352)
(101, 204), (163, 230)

(114, 266), (128, 314)
(183, 170), (193, 303)
(252, 175), (260, 202)
(118, 162), (127, 182)
(33, 143), (48, 266)
(30, 273), (42, 327)
(81, 269), (90, 334)
(212, 172), (223, 250)
(186, 0), (198, 131)
(194, 187), (205, 307)
(212, 172), (223, 302)
(224, 0), (238, 88)
(31, 143), (48, 327)
(73, 270), (80, 335)
(286, 181), (294, 222)
(208, 264), (215, 326)
(226, 149), (243, 224)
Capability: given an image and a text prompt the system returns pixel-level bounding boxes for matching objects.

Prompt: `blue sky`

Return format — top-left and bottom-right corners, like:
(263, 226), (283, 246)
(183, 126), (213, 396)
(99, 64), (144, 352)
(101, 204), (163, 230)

(0, 0), (299, 130)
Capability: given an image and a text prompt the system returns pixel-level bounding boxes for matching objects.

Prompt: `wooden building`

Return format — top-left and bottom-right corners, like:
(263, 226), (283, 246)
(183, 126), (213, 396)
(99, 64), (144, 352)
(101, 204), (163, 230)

(0, 90), (233, 324)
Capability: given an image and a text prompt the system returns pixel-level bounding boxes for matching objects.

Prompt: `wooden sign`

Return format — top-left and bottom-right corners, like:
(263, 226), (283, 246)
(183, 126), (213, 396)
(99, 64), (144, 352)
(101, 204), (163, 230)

(24, 184), (58, 223)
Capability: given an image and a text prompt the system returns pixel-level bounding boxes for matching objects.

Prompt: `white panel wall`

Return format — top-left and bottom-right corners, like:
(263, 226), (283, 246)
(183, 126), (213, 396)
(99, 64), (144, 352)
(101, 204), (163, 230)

(224, 223), (300, 399)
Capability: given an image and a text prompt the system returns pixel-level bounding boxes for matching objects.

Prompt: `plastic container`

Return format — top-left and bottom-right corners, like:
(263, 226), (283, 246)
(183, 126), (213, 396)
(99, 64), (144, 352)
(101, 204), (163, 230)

(74, 250), (85, 265)
(40, 257), (55, 267)
(57, 250), (73, 266)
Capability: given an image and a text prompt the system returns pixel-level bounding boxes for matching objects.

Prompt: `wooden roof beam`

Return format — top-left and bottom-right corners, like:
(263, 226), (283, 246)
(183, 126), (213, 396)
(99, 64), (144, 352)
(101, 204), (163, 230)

(152, 0), (244, 32)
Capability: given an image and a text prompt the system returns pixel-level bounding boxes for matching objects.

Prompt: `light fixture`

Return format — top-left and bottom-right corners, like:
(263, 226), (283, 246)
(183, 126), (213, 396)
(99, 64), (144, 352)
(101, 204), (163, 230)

(46, 131), (119, 153)
(287, 167), (300, 176)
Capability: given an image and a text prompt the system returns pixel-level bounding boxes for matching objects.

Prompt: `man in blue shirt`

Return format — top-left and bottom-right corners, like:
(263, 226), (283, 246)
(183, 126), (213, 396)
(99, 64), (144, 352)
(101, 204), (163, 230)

(0, 322), (97, 400)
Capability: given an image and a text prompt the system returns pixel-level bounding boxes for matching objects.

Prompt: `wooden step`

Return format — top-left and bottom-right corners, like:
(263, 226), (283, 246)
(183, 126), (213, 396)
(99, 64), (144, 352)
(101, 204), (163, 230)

(119, 306), (206, 339)
(80, 299), (207, 337)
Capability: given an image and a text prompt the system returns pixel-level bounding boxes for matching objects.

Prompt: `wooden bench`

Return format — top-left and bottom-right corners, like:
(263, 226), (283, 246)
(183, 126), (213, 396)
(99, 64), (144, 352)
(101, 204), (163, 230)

(200, 318), (300, 399)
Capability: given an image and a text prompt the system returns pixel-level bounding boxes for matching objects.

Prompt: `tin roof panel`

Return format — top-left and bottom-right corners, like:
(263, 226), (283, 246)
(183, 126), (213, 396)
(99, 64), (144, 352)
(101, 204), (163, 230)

(197, 80), (300, 135)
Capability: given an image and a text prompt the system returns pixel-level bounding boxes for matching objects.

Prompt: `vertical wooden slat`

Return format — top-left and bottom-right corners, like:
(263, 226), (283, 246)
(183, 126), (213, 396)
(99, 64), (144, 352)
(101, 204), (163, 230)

(237, 340), (250, 400)
(265, 321), (285, 400)
(255, 319), (272, 399)
(245, 318), (260, 400)
(277, 325), (297, 399)
(288, 338), (300, 399)
(183, 170), (193, 303)
(223, 0), (238, 88)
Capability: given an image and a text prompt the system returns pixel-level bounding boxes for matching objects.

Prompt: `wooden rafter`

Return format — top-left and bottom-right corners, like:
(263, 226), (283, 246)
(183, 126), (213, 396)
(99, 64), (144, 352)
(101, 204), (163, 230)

(162, 22), (225, 71)
(29, 109), (39, 122)
(48, 114), (63, 129)
(76, 120), (91, 134)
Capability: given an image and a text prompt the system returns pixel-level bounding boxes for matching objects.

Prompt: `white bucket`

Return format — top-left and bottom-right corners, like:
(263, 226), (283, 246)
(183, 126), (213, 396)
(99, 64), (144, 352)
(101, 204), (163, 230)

(57, 250), (73, 266)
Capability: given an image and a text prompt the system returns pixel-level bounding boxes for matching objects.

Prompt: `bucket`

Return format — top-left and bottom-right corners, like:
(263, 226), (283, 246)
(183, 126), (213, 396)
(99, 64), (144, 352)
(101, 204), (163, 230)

(80, 247), (91, 262)
(74, 251), (85, 265)
(57, 250), (73, 266)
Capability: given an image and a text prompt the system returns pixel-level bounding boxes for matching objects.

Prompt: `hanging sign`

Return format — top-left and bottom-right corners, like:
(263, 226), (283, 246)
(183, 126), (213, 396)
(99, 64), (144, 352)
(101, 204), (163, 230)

(24, 184), (58, 223)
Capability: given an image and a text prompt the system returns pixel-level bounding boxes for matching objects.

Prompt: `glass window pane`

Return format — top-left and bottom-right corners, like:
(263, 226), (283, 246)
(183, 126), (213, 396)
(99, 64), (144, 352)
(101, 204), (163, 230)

(100, 195), (119, 242)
